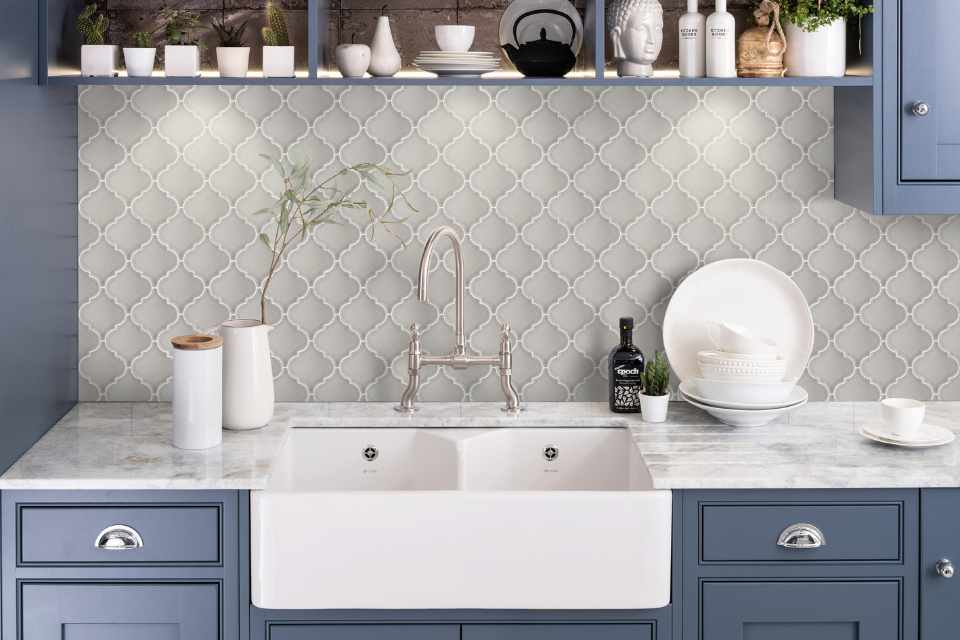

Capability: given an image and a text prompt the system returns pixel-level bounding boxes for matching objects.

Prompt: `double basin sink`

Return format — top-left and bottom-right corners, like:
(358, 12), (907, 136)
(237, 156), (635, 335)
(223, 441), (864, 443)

(252, 427), (671, 610)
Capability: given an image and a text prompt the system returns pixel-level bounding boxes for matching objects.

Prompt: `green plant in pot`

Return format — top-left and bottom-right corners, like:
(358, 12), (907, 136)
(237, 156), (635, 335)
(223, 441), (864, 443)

(219, 155), (414, 431)
(212, 16), (251, 78)
(779, 0), (874, 77)
(123, 30), (157, 78)
(159, 7), (201, 77)
(262, 1), (295, 78)
(640, 351), (671, 423)
(77, 3), (117, 77)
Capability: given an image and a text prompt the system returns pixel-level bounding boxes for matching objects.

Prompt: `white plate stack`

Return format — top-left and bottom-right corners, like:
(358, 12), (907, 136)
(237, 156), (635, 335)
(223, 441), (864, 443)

(663, 259), (816, 428)
(414, 51), (501, 77)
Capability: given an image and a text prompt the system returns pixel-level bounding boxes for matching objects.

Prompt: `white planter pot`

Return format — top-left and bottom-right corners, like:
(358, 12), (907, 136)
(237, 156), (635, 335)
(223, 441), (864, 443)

(263, 46), (295, 78)
(217, 46), (251, 78)
(221, 320), (274, 430)
(165, 45), (200, 77)
(639, 394), (670, 423)
(80, 44), (118, 77)
(123, 47), (156, 78)
(784, 18), (846, 77)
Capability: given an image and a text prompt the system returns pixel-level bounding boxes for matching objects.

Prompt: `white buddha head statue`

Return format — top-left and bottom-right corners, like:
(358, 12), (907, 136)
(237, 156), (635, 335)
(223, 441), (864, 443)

(608, 0), (663, 77)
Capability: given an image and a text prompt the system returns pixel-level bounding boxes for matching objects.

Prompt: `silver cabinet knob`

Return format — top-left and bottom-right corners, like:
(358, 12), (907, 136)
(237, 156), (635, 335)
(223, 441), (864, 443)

(777, 523), (826, 549)
(937, 559), (955, 578)
(94, 524), (144, 550)
(912, 102), (931, 117)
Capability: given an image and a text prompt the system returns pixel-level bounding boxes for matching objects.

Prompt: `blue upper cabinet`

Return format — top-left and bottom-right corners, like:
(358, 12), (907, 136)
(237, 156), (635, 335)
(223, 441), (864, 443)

(838, 0), (960, 214)
(898, 1), (960, 181)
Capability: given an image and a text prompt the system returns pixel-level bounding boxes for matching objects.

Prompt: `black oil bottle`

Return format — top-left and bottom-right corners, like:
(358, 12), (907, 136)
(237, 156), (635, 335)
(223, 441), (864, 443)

(608, 317), (645, 413)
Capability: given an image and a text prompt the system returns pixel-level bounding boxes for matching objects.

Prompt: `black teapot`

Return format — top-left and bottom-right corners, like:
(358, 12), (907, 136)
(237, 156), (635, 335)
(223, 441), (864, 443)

(502, 9), (578, 78)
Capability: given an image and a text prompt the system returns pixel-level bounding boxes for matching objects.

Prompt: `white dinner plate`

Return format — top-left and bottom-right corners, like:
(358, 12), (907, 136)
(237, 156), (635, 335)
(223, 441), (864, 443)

(679, 381), (808, 411)
(499, 0), (583, 54)
(859, 422), (956, 448)
(680, 390), (807, 427)
(663, 259), (814, 384)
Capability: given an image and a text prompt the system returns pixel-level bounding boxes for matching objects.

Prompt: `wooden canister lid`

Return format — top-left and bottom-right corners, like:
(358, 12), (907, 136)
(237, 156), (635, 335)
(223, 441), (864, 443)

(171, 334), (223, 351)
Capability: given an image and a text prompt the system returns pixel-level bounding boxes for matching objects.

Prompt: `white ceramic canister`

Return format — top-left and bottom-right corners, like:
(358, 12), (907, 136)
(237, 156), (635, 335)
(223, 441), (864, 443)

(221, 319), (275, 430)
(171, 334), (224, 450)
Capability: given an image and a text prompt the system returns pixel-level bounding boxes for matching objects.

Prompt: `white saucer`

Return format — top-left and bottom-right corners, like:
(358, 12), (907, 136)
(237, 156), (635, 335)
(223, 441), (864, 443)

(859, 422), (956, 448)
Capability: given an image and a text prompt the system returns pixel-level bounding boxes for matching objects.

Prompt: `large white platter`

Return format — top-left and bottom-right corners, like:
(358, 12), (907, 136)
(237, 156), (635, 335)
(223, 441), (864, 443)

(663, 259), (814, 384)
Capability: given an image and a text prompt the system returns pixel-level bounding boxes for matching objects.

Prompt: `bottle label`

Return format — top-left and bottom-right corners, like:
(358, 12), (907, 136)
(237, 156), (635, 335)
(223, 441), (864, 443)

(680, 27), (700, 39)
(710, 27), (728, 38)
(612, 365), (643, 409)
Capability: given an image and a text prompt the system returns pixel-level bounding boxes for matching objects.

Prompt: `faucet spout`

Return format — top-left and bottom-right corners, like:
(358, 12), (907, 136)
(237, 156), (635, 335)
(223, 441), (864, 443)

(418, 226), (465, 356)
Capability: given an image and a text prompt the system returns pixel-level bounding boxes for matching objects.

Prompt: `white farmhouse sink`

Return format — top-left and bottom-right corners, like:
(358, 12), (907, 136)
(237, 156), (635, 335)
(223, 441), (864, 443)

(251, 428), (671, 610)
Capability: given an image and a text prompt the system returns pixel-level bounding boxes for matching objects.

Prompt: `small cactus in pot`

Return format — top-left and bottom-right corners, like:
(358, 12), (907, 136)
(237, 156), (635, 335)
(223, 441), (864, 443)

(123, 30), (157, 78)
(262, 1), (295, 78)
(78, 3), (118, 77)
(213, 16), (251, 78)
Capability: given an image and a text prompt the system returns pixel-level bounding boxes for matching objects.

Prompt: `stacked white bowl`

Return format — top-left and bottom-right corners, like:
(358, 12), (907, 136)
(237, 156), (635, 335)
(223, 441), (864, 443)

(679, 321), (807, 426)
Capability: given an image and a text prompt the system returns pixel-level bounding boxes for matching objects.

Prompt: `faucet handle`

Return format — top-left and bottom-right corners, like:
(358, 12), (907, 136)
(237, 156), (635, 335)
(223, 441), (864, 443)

(408, 323), (419, 338)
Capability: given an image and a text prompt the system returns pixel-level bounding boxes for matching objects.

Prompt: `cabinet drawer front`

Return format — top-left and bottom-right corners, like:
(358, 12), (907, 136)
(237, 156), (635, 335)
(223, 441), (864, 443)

(268, 625), (459, 640)
(463, 624), (653, 640)
(18, 504), (221, 565)
(700, 502), (901, 563)
(20, 582), (220, 640)
(701, 581), (900, 640)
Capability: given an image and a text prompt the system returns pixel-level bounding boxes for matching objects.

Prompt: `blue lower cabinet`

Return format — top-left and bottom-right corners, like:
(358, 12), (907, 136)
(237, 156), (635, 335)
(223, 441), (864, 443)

(266, 625), (459, 640)
(463, 624), (653, 640)
(701, 581), (901, 640)
(20, 582), (220, 639)
(921, 489), (960, 640)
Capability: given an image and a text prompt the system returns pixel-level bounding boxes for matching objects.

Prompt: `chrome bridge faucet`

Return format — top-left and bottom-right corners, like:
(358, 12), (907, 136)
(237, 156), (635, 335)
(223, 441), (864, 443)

(396, 226), (521, 414)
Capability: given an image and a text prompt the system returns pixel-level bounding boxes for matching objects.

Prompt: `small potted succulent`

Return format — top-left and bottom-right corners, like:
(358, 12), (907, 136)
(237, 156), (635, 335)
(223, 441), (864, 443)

(262, 1), (295, 78)
(77, 3), (117, 77)
(123, 30), (156, 78)
(780, 0), (874, 77)
(160, 7), (201, 77)
(213, 17), (251, 78)
(640, 351), (670, 423)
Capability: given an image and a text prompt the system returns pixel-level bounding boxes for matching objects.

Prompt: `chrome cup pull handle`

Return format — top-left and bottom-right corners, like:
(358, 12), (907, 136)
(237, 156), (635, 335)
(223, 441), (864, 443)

(777, 523), (826, 550)
(94, 524), (144, 550)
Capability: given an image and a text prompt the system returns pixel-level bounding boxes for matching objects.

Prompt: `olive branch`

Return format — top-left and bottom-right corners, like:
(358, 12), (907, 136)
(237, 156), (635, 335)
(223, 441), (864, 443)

(253, 156), (414, 325)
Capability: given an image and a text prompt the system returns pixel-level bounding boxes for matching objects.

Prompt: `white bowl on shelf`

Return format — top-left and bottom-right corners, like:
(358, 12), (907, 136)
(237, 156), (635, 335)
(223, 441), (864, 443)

(691, 377), (797, 405)
(680, 390), (807, 427)
(682, 380), (807, 410)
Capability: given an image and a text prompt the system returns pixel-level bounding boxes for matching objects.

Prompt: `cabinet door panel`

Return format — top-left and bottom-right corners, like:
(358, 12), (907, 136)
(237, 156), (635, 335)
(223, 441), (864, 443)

(463, 624), (652, 640)
(901, 0), (960, 180)
(921, 489), (959, 640)
(268, 625), (459, 640)
(702, 581), (899, 640)
(20, 583), (219, 640)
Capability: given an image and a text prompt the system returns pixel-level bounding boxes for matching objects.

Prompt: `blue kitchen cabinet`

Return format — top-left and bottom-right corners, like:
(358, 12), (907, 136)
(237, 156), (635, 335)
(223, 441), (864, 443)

(921, 489), (960, 640)
(463, 624), (654, 640)
(838, 0), (960, 213)
(20, 582), (220, 639)
(701, 581), (901, 640)
(266, 625), (459, 640)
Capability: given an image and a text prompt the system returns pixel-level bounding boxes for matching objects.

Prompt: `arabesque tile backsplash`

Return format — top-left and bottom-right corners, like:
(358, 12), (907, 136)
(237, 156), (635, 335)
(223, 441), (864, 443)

(78, 85), (960, 402)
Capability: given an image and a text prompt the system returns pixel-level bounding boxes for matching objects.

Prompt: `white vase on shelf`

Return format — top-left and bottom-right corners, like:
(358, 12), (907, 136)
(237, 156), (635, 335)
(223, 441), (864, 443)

(368, 15), (401, 77)
(220, 320), (274, 430)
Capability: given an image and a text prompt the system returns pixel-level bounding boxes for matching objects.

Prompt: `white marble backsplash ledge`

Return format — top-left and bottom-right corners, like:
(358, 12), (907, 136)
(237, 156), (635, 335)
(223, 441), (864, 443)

(3, 401), (960, 489)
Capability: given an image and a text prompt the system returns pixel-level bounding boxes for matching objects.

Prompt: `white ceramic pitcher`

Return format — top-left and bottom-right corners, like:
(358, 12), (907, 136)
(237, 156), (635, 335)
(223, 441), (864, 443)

(221, 320), (274, 430)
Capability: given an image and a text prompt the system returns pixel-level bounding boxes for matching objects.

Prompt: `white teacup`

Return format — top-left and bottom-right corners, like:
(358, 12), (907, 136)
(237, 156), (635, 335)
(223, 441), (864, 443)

(880, 398), (925, 439)
(435, 25), (475, 52)
(335, 44), (371, 78)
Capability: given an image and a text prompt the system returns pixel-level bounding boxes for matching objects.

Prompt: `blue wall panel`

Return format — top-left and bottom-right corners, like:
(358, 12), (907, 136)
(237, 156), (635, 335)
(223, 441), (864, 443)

(0, 0), (78, 472)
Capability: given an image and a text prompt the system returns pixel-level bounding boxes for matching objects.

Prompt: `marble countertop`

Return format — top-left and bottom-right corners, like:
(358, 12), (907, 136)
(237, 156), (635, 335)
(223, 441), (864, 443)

(3, 401), (960, 489)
